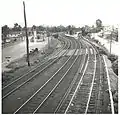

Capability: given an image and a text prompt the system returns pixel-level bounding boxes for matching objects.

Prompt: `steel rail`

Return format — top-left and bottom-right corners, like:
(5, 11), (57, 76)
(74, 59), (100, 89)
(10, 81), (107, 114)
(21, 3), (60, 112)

(33, 37), (82, 113)
(33, 50), (80, 113)
(2, 37), (66, 90)
(95, 54), (103, 113)
(103, 56), (115, 114)
(82, 36), (101, 113)
(84, 40), (97, 114)
(64, 46), (90, 113)
(54, 40), (87, 113)
(13, 36), (78, 114)
(2, 37), (71, 99)
(64, 37), (98, 114)
(83, 36), (114, 114)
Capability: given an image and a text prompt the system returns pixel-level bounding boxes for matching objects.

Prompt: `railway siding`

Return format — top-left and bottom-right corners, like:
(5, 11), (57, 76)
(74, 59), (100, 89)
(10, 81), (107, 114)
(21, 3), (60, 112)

(64, 36), (117, 114)
(2, 36), (69, 113)
(102, 55), (118, 91)
(13, 37), (79, 113)
(2, 35), (79, 114)
(85, 36), (117, 114)
(2, 35), (118, 114)
(102, 55), (118, 113)
(65, 49), (96, 113)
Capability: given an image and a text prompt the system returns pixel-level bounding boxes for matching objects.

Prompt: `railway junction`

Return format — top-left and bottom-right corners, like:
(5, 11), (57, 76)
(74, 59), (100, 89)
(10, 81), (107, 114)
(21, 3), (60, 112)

(2, 33), (118, 114)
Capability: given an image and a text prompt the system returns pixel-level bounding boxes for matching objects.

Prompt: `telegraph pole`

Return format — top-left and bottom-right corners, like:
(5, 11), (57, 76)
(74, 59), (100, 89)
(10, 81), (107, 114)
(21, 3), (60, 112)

(23, 1), (30, 66)
(110, 32), (112, 54)
(110, 26), (114, 54)
(47, 30), (50, 48)
(48, 33), (50, 48)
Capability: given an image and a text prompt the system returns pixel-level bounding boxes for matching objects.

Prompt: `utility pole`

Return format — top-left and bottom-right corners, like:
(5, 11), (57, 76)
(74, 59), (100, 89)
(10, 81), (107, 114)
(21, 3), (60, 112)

(48, 36), (50, 48)
(110, 26), (114, 54)
(47, 31), (50, 48)
(110, 32), (112, 54)
(23, 1), (30, 66)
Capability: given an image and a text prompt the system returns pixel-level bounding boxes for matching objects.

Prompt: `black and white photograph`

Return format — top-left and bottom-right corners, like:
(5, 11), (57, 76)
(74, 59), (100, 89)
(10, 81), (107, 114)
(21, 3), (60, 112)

(1, 0), (119, 114)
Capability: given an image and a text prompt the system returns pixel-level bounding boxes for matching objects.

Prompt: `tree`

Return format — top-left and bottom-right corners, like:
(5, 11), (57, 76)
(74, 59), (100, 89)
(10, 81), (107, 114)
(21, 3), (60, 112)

(32, 25), (36, 30)
(67, 25), (71, 30)
(96, 19), (102, 28)
(12, 23), (22, 31)
(67, 25), (73, 35)
(14, 23), (19, 28)
(81, 26), (87, 36)
(112, 60), (118, 75)
(2, 25), (9, 43)
(18, 25), (22, 31)
(112, 29), (118, 42)
(84, 25), (90, 33)
(39, 25), (45, 31)
(95, 19), (103, 32)
(57, 25), (66, 32)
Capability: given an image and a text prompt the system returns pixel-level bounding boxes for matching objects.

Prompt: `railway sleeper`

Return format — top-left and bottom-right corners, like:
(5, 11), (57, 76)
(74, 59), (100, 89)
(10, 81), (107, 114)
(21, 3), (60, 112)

(89, 99), (96, 103)
(88, 102), (96, 109)
(88, 106), (96, 111)
(87, 110), (96, 113)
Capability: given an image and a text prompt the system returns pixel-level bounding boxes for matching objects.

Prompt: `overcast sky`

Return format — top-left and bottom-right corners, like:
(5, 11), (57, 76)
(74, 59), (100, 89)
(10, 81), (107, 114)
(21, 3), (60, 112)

(1, 0), (120, 27)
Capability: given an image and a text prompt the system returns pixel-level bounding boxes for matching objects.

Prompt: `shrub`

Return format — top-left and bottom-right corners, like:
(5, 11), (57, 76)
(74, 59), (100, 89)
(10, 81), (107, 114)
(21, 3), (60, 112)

(93, 39), (99, 44)
(112, 60), (118, 75)
(53, 34), (58, 38)
(98, 48), (108, 55)
(108, 54), (118, 63)
(35, 48), (38, 52)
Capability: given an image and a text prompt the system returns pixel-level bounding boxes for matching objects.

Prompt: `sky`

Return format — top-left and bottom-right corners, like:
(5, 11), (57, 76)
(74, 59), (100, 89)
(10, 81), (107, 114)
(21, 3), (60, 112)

(1, 0), (120, 27)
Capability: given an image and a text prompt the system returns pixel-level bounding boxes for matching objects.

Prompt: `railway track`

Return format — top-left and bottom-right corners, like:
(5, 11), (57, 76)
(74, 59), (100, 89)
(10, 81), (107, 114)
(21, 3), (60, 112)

(2, 37), (66, 88)
(53, 38), (93, 114)
(63, 36), (114, 114)
(2, 35), (115, 114)
(2, 37), (70, 99)
(2, 37), (63, 86)
(53, 41), (89, 113)
(13, 35), (81, 114)
(2, 35), (79, 113)
(83, 37), (115, 114)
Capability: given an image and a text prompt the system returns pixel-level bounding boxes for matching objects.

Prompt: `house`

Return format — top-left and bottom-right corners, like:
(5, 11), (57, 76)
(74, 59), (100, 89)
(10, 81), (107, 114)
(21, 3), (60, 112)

(103, 25), (118, 41)
(7, 31), (22, 38)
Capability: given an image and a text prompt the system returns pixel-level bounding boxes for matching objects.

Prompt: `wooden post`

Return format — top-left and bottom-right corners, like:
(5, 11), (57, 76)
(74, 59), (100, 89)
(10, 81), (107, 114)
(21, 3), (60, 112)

(110, 28), (113, 54)
(23, 1), (30, 66)
(110, 33), (112, 54)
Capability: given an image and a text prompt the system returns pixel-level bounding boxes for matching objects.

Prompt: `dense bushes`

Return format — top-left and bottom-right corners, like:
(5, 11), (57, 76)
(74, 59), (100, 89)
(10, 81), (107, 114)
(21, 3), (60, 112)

(112, 60), (118, 75)
(95, 42), (118, 75)
(108, 54), (118, 63)
(108, 54), (118, 75)
(98, 48), (108, 55)
(52, 34), (58, 38)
